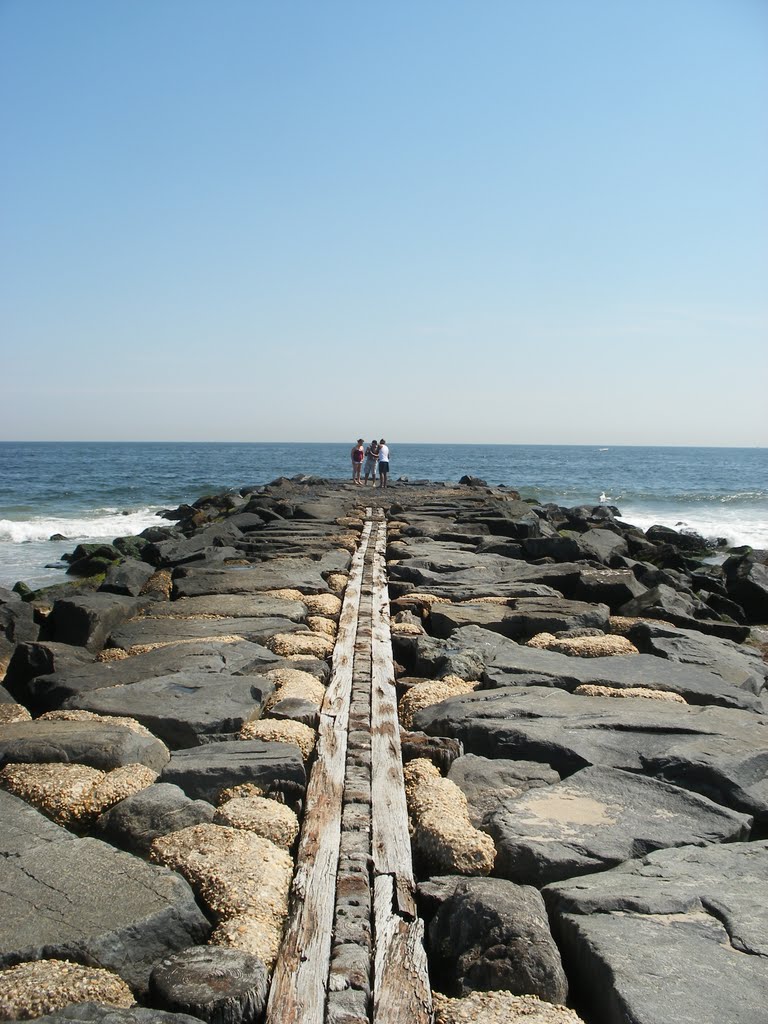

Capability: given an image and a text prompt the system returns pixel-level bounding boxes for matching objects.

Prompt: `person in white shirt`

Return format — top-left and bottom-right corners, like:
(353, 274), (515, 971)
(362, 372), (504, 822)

(377, 439), (390, 488)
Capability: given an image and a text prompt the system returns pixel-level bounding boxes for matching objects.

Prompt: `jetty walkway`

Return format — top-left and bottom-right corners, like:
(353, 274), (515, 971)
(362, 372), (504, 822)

(1, 476), (767, 1024)
(267, 508), (431, 1024)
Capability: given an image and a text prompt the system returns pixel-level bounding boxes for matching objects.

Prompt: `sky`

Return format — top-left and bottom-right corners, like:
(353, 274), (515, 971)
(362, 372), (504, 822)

(1, 0), (766, 445)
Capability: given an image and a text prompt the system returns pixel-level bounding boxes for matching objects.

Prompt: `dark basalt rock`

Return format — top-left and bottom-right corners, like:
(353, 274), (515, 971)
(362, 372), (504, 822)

(543, 841), (768, 1024)
(487, 765), (751, 886)
(159, 739), (306, 806)
(0, 719), (170, 773)
(447, 753), (559, 827)
(3, 641), (93, 702)
(65, 671), (275, 749)
(99, 558), (156, 597)
(107, 615), (308, 651)
(412, 686), (768, 823)
(148, 946), (269, 1024)
(723, 551), (768, 623)
(42, 594), (141, 651)
(428, 597), (611, 641)
(93, 783), (215, 854)
(172, 550), (350, 598)
(4, 1005), (207, 1023)
(0, 788), (75, 856)
(427, 878), (568, 1002)
(0, 836), (211, 998)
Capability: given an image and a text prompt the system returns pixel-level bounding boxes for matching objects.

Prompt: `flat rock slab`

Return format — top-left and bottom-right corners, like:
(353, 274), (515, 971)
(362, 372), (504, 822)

(0, 719), (170, 773)
(108, 616), (307, 650)
(0, 836), (210, 996)
(93, 783), (215, 854)
(0, 788), (74, 855)
(144, 594), (308, 620)
(488, 765), (751, 886)
(429, 598), (610, 640)
(629, 621), (768, 693)
(44, 594), (141, 651)
(172, 551), (350, 598)
(447, 754), (560, 827)
(435, 625), (763, 712)
(20, 640), (281, 715)
(64, 672), (274, 748)
(390, 558), (584, 599)
(413, 686), (768, 824)
(543, 841), (768, 1024)
(159, 739), (306, 805)
(6, 1007), (206, 1024)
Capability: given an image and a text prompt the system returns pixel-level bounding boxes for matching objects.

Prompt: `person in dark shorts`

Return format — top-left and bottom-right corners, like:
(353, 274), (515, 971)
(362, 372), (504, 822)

(363, 439), (380, 484)
(377, 439), (390, 488)
(351, 439), (365, 483)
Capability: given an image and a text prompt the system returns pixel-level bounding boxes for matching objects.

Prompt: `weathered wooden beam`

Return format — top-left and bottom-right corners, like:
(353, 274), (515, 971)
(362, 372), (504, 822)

(370, 516), (432, 1024)
(265, 521), (373, 1024)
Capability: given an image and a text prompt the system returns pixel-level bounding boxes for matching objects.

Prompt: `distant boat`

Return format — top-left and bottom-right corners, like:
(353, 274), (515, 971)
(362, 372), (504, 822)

(598, 448), (609, 452)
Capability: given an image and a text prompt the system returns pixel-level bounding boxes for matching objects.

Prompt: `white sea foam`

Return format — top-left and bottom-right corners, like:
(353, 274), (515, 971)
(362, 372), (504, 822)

(620, 505), (768, 550)
(0, 507), (164, 545)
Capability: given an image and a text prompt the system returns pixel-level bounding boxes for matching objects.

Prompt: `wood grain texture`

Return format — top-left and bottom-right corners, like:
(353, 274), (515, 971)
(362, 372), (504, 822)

(265, 520), (372, 1024)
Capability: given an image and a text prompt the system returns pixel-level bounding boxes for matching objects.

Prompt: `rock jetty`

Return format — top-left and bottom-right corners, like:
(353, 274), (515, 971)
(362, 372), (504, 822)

(0, 475), (766, 1024)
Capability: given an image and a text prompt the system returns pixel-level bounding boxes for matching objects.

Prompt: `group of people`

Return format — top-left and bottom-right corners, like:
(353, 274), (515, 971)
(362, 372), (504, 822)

(350, 438), (390, 487)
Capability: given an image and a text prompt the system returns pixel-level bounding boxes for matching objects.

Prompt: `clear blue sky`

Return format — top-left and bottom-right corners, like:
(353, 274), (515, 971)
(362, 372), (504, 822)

(2, 0), (766, 445)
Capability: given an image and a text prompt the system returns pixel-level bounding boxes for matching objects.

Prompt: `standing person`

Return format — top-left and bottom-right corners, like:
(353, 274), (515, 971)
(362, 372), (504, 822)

(363, 438), (380, 485)
(350, 439), (365, 483)
(377, 438), (390, 488)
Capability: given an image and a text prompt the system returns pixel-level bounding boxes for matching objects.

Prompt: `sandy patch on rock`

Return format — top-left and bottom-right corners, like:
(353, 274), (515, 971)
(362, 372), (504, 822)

(209, 914), (282, 971)
(40, 709), (155, 738)
(267, 633), (334, 659)
(263, 589), (305, 602)
(404, 758), (494, 876)
(140, 569), (173, 599)
(527, 633), (639, 657)
(325, 573), (348, 595)
(303, 593), (343, 618)
(0, 703), (32, 725)
(307, 615), (337, 637)
(399, 677), (479, 730)
(150, 823), (292, 967)
(0, 960), (134, 1020)
(264, 669), (326, 712)
(239, 719), (316, 761)
(609, 615), (675, 635)
(0, 762), (157, 827)
(123, 635), (246, 657)
(433, 990), (585, 1024)
(391, 622), (424, 637)
(95, 647), (130, 662)
(214, 795), (299, 849)
(573, 684), (686, 703)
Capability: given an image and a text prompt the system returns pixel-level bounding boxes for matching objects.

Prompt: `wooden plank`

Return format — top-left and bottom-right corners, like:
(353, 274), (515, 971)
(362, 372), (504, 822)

(265, 520), (373, 1024)
(370, 517), (433, 1024)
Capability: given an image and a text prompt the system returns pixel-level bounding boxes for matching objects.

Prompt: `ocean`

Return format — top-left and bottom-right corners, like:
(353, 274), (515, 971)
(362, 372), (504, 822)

(0, 442), (765, 589)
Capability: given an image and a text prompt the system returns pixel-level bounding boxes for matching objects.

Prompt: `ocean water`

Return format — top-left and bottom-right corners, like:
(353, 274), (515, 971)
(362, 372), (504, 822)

(0, 441), (765, 588)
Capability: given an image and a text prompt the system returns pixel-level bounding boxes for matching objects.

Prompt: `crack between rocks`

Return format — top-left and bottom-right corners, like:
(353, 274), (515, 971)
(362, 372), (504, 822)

(699, 897), (765, 958)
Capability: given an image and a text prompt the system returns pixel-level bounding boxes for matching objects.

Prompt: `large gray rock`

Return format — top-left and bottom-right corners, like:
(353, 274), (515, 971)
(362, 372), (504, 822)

(389, 557), (584, 600)
(3, 642), (94, 702)
(159, 739), (306, 805)
(447, 754), (559, 827)
(99, 559), (156, 597)
(6, 1006), (206, 1024)
(93, 783), (215, 854)
(17, 640), (281, 715)
(427, 878), (568, 1002)
(0, 836), (211, 997)
(149, 946), (269, 1023)
(143, 594), (308, 620)
(0, 594), (38, 645)
(428, 598), (610, 640)
(409, 625), (762, 712)
(0, 788), (74, 855)
(172, 551), (350, 598)
(412, 686), (768, 823)
(724, 552), (768, 623)
(95, 782), (218, 856)
(107, 615), (307, 651)
(43, 594), (141, 651)
(0, 719), (170, 773)
(543, 841), (768, 1024)
(65, 672), (275, 748)
(574, 568), (647, 610)
(628, 621), (768, 693)
(488, 766), (751, 886)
